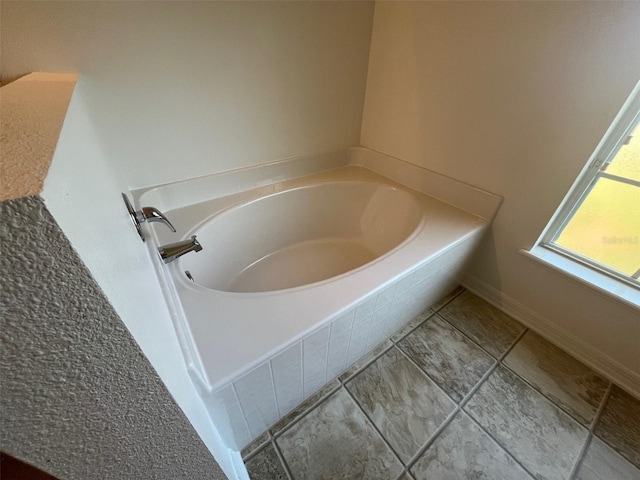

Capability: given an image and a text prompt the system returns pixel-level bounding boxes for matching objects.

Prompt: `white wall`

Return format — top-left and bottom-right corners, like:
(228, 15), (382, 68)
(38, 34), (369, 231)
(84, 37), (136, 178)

(1, 1), (374, 189)
(362, 1), (640, 390)
(2, 2), (374, 477)
(40, 78), (245, 480)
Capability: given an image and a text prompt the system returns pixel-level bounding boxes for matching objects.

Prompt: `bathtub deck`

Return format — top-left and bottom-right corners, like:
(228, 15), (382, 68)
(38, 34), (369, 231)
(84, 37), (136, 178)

(160, 166), (487, 391)
(242, 288), (640, 480)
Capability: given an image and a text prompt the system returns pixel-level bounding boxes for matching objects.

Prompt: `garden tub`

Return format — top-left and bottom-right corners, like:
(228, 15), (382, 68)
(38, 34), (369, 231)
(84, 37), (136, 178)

(139, 163), (490, 449)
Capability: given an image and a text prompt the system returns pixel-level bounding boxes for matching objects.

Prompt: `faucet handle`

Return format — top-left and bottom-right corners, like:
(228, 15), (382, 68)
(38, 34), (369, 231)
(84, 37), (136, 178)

(137, 207), (176, 232)
(122, 193), (176, 242)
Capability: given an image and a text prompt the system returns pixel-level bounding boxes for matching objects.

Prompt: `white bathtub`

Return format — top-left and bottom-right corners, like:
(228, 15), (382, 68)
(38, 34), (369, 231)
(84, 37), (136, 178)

(181, 180), (423, 293)
(138, 152), (498, 450)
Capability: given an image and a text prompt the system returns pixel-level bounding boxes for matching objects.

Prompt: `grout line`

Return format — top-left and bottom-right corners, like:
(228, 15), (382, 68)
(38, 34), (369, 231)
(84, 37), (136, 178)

(495, 335), (615, 480)
(399, 325), (530, 471)
(272, 438), (295, 480)
(565, 382), (614, 479)
(589, 382), (613, 433)
(491, 324), (528, 363)
(403, 350), (504, 470)
(452, 326), (584, 480)
(404, 403), (462, 471)
(343, 381), (406, 469)
(499, 354), (606, 430)
(432, 286), (466, 313)
(231, 382), (254, 449)
(390, 309), (435, 345)
(435, 310), (520, 361)
(241, 431), (272, 463)
(497, 326), (615, 432)
(400, 470), (415, 480)
(300, 336), (308, 402)
(269, 382), (342, 440)
(266, 293), (533, 479)
(391, 285), (465, 347)
(338, 340), (393, 385)
(340, 309), (357, 382)
(567, 434), (593, 480)
(267, 360), (282, 419)
(422, 328), (541, 479)
(394, 345), (460, 406)
(461, 406), (538, 480)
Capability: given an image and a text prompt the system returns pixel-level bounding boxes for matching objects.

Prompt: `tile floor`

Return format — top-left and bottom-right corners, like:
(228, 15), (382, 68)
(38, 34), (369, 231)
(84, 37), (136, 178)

(242, 288), (640, 480)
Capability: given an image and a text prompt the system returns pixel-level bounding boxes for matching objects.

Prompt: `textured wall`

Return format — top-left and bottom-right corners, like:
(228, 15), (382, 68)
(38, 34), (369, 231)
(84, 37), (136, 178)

(0, 196), (226, 480)
(0, 74), (77, 202)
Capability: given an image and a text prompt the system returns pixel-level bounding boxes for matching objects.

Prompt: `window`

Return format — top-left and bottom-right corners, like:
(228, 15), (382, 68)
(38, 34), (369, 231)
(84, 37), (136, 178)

(535, 82), (640, 288)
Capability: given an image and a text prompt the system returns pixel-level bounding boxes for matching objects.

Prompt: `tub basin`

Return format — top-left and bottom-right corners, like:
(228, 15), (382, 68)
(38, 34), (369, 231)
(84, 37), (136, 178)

(181, 181), (423, 293)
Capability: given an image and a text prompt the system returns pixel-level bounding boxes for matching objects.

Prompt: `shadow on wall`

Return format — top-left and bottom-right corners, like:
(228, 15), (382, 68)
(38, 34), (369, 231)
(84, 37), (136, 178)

(0, 452), (59, 480)
(0, 196), (227, 480)
(463, 228), (502, 293)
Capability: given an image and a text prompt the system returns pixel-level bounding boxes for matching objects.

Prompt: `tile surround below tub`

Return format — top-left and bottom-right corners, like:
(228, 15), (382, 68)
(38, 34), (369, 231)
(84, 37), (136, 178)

(276, 388), (403, 480)
(503, 330), (610, 425)
(268, 379), (340, 437)
(464, 365), (588, 480)
(241, 430), (271, 460)
(410, 412), (534, 480)
(345, 347), (455, 462)
(338, 339), (393, 384)
(593, 385), (640, 468)
(439, 291), (525, 357)
(398, 315), (494, 402)
(390, 308), (433, 343)
(227, 257), (469, 452)
(429, 285), (465, 312)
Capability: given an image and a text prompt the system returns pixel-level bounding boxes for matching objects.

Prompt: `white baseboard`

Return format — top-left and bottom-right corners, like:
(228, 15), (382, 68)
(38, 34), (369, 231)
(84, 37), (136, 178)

(462, 275), (640, 399)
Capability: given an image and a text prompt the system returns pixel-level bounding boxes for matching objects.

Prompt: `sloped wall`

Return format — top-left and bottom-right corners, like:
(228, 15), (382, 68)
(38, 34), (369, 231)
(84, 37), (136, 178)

(0, 196), (226, 480)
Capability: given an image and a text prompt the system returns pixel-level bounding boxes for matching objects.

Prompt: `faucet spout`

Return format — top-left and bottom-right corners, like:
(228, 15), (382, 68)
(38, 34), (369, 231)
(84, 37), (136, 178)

(158, 235), (202, 264)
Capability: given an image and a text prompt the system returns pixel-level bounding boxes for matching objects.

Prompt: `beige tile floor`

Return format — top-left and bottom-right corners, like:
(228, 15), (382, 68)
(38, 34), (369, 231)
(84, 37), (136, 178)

(243, 288), (640, 480)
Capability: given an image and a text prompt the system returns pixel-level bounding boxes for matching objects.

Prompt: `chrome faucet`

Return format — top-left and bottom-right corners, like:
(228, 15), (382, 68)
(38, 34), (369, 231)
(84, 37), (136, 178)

(137, 206), (176, 232)
(122, 193), (176, 242)
(158, 235), (203, 264)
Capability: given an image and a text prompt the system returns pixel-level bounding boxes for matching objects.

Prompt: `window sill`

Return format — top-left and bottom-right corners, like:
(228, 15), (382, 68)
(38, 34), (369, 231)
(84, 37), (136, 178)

(520, 247), (640, 310)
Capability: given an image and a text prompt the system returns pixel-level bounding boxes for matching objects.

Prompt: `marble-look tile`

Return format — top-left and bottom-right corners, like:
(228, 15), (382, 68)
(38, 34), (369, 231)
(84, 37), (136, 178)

(390, 308), (433, 343)
(245, 443), (289, 480)
(411, 412), (533, 480)
(399, 316), (494, 402)
(276, 388), (403, 479)
(439, 291), (525, 357)
(338, 340), (393, 383)
(242, 430), (271, 460)
(503, 331), (609, 425)
(269, 380), (340, 436)
(397, 473), (415, 480)
(594, 385), (640, 468)
(574, 436), (640, 480)
(346, 348), (455, 462)
(464, 366), (588, 480)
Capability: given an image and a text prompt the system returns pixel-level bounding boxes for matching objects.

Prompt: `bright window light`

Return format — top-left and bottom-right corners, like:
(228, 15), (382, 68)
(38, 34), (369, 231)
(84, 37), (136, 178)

(537, 82), (640, 287)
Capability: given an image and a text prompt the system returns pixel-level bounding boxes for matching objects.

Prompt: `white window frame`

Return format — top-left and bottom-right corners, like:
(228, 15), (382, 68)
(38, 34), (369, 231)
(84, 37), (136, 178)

(529, 81), (640, 297)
